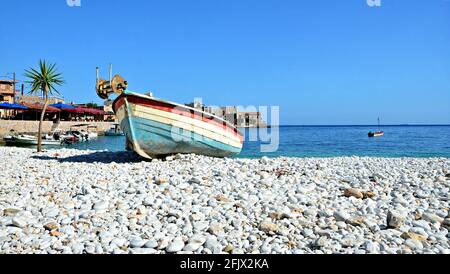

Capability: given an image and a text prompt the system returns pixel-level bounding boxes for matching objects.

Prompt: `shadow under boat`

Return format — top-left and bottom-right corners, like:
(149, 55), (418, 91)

(31, 150), (144, 164)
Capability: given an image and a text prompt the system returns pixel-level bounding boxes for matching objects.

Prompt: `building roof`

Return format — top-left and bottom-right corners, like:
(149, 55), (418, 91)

(0, 80), (18, 84)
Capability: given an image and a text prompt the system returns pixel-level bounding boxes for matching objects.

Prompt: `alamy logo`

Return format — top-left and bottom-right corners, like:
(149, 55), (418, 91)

(367, 0), (381, 7)
(170, 99), (280, 153)
(67, 0), (81, 7)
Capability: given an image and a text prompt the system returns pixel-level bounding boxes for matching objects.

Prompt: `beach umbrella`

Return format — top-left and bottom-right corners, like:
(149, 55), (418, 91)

(78, 108), (105, 115)
(0, 102), (28, 110)
(23, 103), (61, 113)
(0, 102), (28, 120)
(50, 102), (76, 109)
(89, 109), (105, 115)
(62, 107), (85, 114)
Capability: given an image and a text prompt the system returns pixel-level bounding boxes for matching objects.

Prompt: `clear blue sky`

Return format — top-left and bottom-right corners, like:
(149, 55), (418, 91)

(1, 0), (449, 125)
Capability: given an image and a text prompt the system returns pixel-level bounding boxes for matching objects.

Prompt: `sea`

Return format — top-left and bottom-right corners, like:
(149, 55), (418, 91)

(65, 125), (450, 158)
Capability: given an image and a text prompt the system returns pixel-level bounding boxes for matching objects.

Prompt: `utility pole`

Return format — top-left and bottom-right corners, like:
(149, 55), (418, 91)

(13, 72), (16, 104)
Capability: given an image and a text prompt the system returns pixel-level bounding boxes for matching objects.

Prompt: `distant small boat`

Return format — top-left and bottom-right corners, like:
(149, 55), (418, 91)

(105, 124), (125, 136)
(368, 131), (384, 137)
(368, 117), (384, 138)
(70, 124), (99, 139)
(3, 134), (62, 146)
(82, 130), (99, 139)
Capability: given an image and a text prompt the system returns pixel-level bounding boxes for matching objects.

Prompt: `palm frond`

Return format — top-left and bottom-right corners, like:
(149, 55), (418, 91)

(24, 60), (65, 96)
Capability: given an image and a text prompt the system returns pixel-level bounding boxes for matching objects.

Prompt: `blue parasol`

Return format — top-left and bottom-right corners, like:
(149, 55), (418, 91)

(50, 102), (76, 109)
(0, 102), (28, 110)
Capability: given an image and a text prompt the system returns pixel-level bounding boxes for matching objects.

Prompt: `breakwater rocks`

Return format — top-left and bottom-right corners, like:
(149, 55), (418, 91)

(0, 147), (449, 254)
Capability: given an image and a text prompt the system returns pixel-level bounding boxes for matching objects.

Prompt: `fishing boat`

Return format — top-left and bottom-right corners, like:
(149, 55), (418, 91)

(368, 118), (384, 137)
(95, 67), (243, 159)
(81, 130), (98, 139)
(105, 124), (125, 136)
(70, 124), (99, 140)
(47, 131), (78, 144)
(3, 134), (62, 146)
(57, 130), (83, 143)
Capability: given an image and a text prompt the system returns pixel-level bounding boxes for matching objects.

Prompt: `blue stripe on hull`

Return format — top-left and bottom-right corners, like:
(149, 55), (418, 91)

(120, 115), (242, 158)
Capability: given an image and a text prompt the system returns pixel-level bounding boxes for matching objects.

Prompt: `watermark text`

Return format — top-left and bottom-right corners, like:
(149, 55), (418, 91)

(170, 98), (280, 154)
(66, 0), (81, 7)
(367, 0), (381, 7)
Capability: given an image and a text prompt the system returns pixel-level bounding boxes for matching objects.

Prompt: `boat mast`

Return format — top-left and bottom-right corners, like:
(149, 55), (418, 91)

(96, 67), (99, 88)
(378, 117), (380, 131)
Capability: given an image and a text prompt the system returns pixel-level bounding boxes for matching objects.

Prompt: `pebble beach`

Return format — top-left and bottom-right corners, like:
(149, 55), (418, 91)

(0, 147), (449, 254)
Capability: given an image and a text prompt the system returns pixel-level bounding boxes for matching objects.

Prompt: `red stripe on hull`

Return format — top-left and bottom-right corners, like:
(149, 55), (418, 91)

(114, 95), (243, 143)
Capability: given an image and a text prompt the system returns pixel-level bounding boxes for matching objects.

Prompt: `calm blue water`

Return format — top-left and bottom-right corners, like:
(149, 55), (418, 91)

(68, 125), (450, 158)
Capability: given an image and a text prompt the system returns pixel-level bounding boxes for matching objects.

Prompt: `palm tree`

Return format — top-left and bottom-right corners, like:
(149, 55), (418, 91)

(24, 60), (65, 152)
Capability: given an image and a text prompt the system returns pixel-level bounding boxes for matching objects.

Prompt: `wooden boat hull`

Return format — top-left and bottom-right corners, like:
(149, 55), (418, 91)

(113, 91), (243, 159)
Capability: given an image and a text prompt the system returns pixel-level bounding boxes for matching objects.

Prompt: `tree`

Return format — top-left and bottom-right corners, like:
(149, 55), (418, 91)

(86, 102), (99, 109)
(24, 60), (65, 152)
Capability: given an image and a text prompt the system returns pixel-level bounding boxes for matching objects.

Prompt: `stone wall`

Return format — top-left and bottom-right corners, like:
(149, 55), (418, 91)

(0, 121), (115, 136)
(55, 122), (115, 132)
(0, 121), (53, 136)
